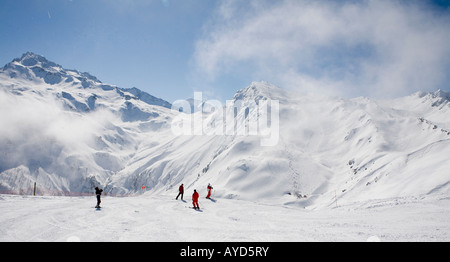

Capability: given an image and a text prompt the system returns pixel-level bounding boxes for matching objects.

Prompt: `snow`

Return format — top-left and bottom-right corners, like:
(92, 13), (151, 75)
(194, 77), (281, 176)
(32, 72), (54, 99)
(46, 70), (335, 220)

(0, 192), (448, 242)
(0, 52), (177, 195)
(1, 53), (450, 242)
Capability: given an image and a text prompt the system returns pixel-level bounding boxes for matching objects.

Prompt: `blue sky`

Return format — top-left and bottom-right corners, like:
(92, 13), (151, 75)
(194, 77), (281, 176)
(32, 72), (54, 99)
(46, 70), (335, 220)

(1, 0), (450, 103)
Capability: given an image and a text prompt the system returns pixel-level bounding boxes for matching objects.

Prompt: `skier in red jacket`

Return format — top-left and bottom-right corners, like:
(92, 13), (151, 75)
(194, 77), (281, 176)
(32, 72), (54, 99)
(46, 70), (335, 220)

(192, 189), (200, 210)
(206, 183), (213, 199)
(176, 184), (184, 200)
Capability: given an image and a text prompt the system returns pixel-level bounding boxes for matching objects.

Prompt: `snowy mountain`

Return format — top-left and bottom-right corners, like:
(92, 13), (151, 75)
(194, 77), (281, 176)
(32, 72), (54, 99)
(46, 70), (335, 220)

(0, 52), (175, 195)
(2, 52), (172, 110)
(1, 52), (449, 210)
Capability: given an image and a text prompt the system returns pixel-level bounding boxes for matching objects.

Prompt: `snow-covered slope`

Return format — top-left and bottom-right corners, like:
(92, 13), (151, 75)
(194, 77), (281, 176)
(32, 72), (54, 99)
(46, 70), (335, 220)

(0, 52), (175, 195)
(105, 81), (450, 209)
(1, 52), (449, 210)
(1, 193), (448, 242)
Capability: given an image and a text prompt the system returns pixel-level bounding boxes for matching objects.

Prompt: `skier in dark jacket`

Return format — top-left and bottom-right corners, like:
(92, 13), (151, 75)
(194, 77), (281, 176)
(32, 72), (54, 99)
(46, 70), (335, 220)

(176, 184), (184, 200)
(95, 187), (103, 208)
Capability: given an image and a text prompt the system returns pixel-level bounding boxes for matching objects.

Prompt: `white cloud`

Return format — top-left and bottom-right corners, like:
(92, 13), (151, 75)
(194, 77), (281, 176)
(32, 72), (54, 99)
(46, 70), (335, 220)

(0, 88), (114, 152)
(193, 0), (450, 98)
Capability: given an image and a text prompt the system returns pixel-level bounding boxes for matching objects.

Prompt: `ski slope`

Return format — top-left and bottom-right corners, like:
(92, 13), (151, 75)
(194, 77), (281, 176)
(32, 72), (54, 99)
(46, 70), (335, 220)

(1, 192), (448, 242)
(1, 53), (450, 211)
(1, 53), (449, 242)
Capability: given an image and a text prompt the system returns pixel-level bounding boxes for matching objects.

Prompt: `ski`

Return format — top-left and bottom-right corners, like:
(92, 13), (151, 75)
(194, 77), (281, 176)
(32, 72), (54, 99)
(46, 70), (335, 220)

(187, 206), (203, 212)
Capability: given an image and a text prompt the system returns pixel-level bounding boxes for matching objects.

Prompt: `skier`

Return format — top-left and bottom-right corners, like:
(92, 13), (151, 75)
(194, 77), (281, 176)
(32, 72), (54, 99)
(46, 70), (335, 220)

(95, 186), (103, 208)
(192, 189), (200, 210)
(176, 184), (184, 200)
(206, 183), (213, 199)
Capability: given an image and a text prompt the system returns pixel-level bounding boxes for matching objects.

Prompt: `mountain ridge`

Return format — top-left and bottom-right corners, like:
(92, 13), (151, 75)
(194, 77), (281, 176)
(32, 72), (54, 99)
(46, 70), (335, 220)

(0, 53), (449, 209)
(1, 52), (172, 109)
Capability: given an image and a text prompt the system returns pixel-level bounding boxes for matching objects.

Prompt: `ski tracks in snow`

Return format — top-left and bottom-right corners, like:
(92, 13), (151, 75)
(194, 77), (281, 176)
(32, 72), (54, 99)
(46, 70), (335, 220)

(1, 193), (449, 241)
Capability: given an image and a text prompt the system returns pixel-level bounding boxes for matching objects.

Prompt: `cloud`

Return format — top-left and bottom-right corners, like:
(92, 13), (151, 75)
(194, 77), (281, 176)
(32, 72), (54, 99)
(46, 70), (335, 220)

(0, 88), (115, 154)
(0, 87), (121, 176)
(193, 0), (450, 98)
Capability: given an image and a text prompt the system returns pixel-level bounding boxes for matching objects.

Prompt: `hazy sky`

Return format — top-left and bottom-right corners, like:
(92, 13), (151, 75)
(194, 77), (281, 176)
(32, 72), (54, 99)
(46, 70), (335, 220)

(1, 0), (450, 102)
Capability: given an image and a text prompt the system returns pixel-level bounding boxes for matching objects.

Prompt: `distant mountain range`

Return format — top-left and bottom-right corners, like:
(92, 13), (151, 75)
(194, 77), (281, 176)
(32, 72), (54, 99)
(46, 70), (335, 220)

(2, 52), (171, 110)
(1, 52), (449, 209)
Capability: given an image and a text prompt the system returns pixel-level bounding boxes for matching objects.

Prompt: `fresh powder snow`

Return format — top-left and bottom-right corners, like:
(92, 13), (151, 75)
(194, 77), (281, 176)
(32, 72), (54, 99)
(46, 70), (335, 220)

(0, 193), (448, 242)
(0, 53), (449, 242)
